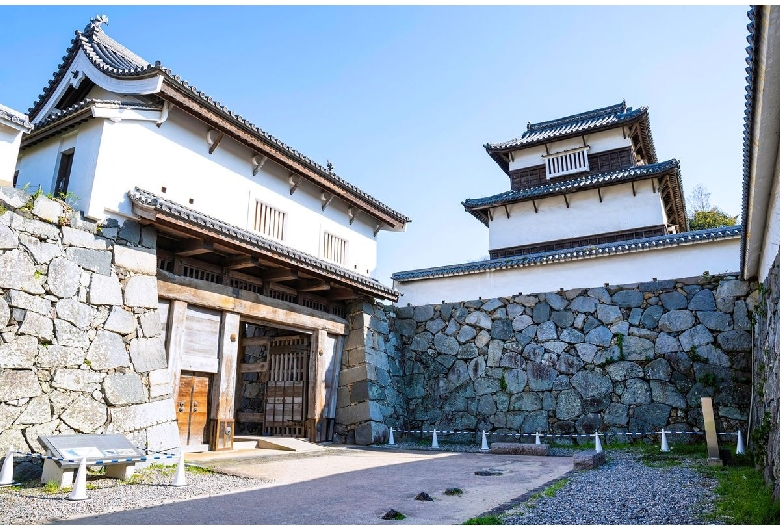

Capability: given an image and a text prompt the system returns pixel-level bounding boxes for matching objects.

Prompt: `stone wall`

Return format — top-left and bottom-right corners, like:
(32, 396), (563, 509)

(751, 249), (780, 499)
(0, 187), (178, 455)
(334, 302), (404, 445)
(343, 274), (756, 445)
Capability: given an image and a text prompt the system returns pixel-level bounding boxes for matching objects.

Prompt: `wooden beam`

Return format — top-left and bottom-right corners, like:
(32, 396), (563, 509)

(348, 207), (361, 225)
(321, 193), (334, 211)
(224, 255), (260, 270)
(252, 154), (267, 176)
(262, 268), (298, 282)
(328, 287), (355, 301)
(239, 362), (268, 373)
(298, 279), (330, 292)
(243, 336), (270, 347)
(174, 239), (214, 257)
(289, 173), (303, 195)
(236, 411), (265, 423)
(207, 130), (224, 155)
(157, 272), (347, 335)
(166, 300), (188, 413)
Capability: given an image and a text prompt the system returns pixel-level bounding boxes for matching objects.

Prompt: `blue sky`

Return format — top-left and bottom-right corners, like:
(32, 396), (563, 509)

(0, 5), (750, 285)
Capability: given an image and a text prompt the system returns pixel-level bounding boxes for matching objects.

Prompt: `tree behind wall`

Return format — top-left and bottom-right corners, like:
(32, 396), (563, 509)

(686, 184), (738, 230)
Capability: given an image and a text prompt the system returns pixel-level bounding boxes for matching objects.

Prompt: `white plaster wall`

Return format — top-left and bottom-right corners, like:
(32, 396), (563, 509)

(488, 180), (666, 250)
(86, 108), (378, 275)
(14, 120), (103, 210)
(508, 129), (631, 172)
(0, 126), (23, 185)
(758, 142), (780, 282)
(394, 238), (740, 305)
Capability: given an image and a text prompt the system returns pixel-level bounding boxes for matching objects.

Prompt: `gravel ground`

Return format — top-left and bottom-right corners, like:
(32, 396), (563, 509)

(499, 450), (720, 525)
(0, 445), (722, 525)
(0, 463), (269, 525)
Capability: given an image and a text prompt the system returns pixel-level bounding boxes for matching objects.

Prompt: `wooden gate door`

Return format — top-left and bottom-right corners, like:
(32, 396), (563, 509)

(176, 372), (210, 448)
(264, 335), (310, 437)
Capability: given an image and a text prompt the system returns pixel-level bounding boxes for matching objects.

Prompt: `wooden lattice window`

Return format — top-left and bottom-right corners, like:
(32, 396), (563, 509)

(322, 232), (348, 266)
(54, 150), (74, 196)
(254, 201), (286, 241)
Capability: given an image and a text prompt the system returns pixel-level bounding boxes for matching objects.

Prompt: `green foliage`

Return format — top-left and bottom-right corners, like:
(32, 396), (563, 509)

(42, 480), (64, 494)
(689, 346), (707, 364)
(543, 478), (569, 497)
(702, 464), (780, 524)
(499, 373), (507, 392)
(688, 209), (737, 231)
(751, 411), (772, 467)
(463, 515), (502, 525)
(699, 373), (717, 387)
(616, 333), (625, 361)
(445, 487), (464, 496)
(185, 464), (214, 475)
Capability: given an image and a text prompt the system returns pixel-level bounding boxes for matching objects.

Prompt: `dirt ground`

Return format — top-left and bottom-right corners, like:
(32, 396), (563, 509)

(57, 447), (573, 525)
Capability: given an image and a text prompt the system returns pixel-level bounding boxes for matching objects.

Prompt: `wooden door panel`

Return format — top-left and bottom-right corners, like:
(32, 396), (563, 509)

(175, 373), (210, 447)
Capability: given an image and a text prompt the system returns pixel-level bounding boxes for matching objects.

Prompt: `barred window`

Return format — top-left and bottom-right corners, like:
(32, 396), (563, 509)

(322, 232), (348, 265)
(254, 201), (286, 240)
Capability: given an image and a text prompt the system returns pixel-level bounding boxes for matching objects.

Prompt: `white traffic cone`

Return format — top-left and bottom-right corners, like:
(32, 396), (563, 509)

(535, 432), (541, 445)
(388, 427), (396, 446)
(431, 428), (439, 449)
(736, 430), (745, 455)
(172, 451), (187, 487)
(0, 447), (14, 487)
(660, 429), (670, 452)
(594, 432), (603, 453)
(480, 430), (489, 452)
(67, 457), (88, 501)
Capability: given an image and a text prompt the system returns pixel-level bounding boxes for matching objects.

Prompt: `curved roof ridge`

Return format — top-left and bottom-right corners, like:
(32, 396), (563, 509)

(527, 101), (627, 132)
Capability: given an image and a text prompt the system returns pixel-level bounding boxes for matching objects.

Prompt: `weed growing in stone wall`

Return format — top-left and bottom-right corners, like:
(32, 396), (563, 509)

(751, 411), (772, 468)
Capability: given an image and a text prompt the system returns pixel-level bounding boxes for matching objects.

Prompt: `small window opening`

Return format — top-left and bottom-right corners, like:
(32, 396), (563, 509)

(54, 150), (75, 196)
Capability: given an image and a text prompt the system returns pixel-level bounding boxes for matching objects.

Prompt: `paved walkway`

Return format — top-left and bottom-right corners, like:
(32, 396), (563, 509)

(57, 447), (573, 525)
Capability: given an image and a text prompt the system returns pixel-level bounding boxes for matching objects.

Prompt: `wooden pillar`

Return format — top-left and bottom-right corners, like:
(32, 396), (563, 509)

(307, 330), (328, 441)
(210, 311), (240, 450)
(166, 300), (188, 401)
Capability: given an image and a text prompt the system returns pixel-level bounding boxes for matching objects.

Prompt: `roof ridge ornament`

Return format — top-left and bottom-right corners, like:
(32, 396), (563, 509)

(88, 14), (109, 32)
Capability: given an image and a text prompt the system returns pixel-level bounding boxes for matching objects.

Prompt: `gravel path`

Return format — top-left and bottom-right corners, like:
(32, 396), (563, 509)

(499, 450), (720, 525)
(0, 465), (269, 525)
(0, 446), (722, 525)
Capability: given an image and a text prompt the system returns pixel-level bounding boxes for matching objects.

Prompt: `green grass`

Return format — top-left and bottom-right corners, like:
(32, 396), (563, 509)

(463, 515), (502, 525)
(445, 487), (464, 496)
(543, 478), (569, 497)
(41, 480), (64, 494)
(701, 464), (780, 524)
(185, 464), (213, 475)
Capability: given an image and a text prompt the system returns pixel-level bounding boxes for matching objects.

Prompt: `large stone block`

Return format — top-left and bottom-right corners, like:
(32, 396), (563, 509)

(103, 306), (138, 334)
(64, 247), (112, 276)
(113, 244), (157, 275)
(55, 298), (97, 330)
(622, 336), (654, 361)
(0, 223), (19, 249)
(103, 373), (147, 405)
(10, 211), (60, 240)
(658, 310), (695, 332)
(621, 379), (652, 405)
(144, 421), (180, 453)
(89, 274), (123, 305)
(0, 249), (44, 294)
(605, 361), (643, 381)
(52, 368), (104, 392)
(527, 362), (557, 391)
(129, 337), (167, 372)
(412, 305), (435, 322)
(611, 290), (643, 308)
(571, 371), (612, 399)
(0, 370), (41, 401)
(37, 344), (83, 368)
(717, 330), (752, 352)
(32, 195), (63, 223)
(87, 330), (130, 369)
(679, 324), (714, 351)
(110, 399), (176, 432)
(335, 400), (383, 425)
(15, 394), (52, 425)
(715, 280), (750, 299)
(688, 289), (716, 311)
(61, 226), (109, 250)
(55, 318), (90, 348)
(19, 233), (60, 264)
(18, 311), (53, 341)
(573, 450), (606, 470)
(61, 394), (107, 432)
(124, 276), (159, 308)
(8, 289), (51, 316)
(491, 442), (549, 456)
(0, 335), (38, 368)
(659, 291), (687, 311)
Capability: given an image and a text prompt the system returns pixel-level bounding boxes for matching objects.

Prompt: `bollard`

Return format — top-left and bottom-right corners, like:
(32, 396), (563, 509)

(535, 432), (541, 445)
(594, 432), (603, 453)
(172, 452), (187, 487)
(67, 457), (88, 501)
(660, 428), (670, 452)
(388, 427), (396, 446)
(736, 430), (745, 455)
(0, 447), (14, 487)
(431, 429), (439, 449)
(480, 430), (489, 452)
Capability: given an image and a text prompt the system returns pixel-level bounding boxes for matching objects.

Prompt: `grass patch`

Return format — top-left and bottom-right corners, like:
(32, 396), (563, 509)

(543, 478), (569, 497)
(445, 487), (464, 496)
(41, 480), (64, 494)
(702, 464), (780, 524)
(463, 515), (502, 525)
(185, 464), (213, 475)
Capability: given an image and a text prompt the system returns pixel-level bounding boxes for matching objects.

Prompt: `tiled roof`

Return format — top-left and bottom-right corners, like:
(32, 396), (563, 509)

(741, 6), (760, 275)
(128, 188), (400, 301)
(28, 16), (410, 227)
(462, 159), (681, 225)
(484, 102), (658, 174)
(0, 104), (31, 131)
(392, 225), (742, 282)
